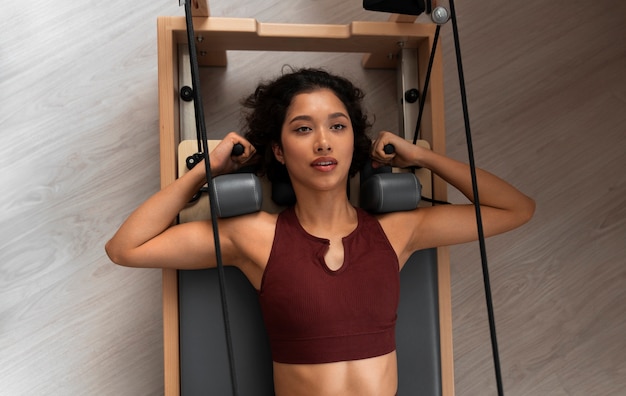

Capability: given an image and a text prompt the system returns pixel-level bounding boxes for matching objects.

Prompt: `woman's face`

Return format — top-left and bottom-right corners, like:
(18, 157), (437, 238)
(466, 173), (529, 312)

(272, 89), (354, 192)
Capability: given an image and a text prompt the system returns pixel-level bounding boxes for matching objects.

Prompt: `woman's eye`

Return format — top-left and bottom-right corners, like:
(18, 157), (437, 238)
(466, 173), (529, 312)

(295, 126), (312, 133)
(331, 124), (346, 130)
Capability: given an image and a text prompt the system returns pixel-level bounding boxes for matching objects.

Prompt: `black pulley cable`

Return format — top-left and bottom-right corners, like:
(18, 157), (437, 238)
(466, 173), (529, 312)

(448, 0), (504, 394)
(409, 4), (504, 392)
(405, 24), (451, 207)
(412, 24), (441, 145)
(181, 1), (239, 395)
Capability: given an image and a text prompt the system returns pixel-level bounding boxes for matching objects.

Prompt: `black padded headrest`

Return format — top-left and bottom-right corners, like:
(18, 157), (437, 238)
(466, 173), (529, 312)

(271, 180), (297, 207)
(210, 170), (421, 218)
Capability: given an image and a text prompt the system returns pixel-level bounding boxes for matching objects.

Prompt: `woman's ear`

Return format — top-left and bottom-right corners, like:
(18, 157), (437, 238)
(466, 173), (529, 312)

(272, 143), (285, 164)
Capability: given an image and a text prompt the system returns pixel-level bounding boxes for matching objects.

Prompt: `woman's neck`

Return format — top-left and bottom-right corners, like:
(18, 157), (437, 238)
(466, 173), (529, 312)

(293, 191), (357, 238)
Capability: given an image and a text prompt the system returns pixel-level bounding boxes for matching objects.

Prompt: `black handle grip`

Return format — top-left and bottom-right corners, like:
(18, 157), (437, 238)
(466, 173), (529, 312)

(231, 143), (245, 156)
(383, 144), (395, 154)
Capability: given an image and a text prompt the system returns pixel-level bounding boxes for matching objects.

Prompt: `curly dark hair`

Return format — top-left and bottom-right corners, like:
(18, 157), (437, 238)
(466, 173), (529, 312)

(242, 67), (372, 184)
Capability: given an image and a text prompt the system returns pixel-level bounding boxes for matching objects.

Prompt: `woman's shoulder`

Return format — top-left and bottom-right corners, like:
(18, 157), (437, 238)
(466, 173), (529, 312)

(221, 209), (279, 234)
(221, 210), (280, 287)
(374, 208), (428, 263)
(222, 210), (280, 251)
(374, 208), (424, 231)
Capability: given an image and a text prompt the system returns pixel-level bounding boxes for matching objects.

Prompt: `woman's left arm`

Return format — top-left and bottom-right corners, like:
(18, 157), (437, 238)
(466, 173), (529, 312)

(372, 132), (535, 255)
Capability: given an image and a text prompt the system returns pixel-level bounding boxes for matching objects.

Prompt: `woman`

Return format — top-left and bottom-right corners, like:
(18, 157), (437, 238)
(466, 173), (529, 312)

(106, 68), (535, 395)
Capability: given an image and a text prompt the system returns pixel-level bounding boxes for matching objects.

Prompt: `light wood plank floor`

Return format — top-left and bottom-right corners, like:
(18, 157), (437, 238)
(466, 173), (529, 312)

(1, 0), (624, 395)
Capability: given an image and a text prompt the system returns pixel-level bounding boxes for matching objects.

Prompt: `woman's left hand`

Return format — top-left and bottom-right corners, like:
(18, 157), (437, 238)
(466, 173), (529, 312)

(371, 131), (422, 169)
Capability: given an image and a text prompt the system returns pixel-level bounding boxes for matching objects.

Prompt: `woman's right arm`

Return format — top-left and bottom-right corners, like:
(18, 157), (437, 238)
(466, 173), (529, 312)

(105, 133), (255, 269)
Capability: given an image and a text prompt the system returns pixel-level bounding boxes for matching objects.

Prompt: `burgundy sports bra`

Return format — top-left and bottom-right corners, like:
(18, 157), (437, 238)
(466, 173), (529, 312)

(257, 206), (400, 364)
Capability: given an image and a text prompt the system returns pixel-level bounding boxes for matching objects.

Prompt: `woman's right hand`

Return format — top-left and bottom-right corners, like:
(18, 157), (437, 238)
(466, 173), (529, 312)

(206, 132), (257, 177)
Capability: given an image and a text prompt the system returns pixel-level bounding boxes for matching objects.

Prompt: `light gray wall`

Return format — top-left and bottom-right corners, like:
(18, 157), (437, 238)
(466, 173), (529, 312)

(1, 1), (625, 395)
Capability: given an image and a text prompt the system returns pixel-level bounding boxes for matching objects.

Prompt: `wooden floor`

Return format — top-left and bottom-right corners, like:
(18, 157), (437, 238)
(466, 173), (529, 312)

(1, 0), (624, 395)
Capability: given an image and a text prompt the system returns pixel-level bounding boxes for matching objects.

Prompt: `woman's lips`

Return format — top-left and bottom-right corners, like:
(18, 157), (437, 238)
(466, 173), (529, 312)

(311, 157), (337, 171)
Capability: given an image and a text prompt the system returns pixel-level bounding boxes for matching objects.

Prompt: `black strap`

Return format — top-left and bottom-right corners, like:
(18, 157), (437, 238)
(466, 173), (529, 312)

(447, 1), (504, 394)
(412, 24), (441, 145)
(182, 2), (239, 395)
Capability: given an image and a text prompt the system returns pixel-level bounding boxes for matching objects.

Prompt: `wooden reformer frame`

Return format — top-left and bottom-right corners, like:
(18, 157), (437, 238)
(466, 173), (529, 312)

(157, 2), (453, 395)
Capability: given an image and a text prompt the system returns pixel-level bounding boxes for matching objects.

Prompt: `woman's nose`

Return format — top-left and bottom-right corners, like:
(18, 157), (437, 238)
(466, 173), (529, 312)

(315, 131), (331, 152)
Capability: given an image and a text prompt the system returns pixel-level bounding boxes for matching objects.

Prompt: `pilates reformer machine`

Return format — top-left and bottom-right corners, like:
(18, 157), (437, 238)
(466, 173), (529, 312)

(156, 1), (499, 395)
